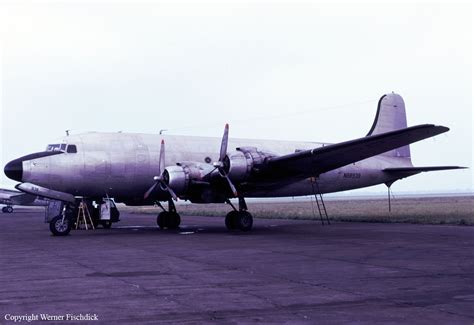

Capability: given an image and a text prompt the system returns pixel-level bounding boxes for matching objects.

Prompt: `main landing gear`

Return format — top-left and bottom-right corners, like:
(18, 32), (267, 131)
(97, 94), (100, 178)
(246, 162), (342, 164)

(2, 206), (13, 213)
(225, 197), (253, 231)
(156, 200), (181, 230)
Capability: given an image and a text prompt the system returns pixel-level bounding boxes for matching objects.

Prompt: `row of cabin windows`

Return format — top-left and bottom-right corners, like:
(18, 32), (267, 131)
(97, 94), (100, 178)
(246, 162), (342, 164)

(46, 144), (77, 153)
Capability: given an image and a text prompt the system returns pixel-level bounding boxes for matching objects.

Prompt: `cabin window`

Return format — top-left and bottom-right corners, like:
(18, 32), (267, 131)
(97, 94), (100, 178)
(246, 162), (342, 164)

(67, 145), (77, 153)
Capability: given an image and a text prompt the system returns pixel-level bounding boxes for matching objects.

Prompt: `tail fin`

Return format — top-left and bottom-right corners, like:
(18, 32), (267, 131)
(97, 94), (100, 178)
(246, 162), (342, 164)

(367, 93), (411, 158)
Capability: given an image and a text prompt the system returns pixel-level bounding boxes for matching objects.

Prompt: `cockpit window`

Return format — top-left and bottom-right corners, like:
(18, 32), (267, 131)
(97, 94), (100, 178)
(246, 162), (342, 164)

(46, 144), (63, 152)
(67, 145), (77, 153)
(46, 143), (77, 153)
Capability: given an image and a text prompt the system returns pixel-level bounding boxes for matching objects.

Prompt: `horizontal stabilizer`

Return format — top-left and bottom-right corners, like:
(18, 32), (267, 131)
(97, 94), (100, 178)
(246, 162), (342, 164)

(383, 166), (466, 177)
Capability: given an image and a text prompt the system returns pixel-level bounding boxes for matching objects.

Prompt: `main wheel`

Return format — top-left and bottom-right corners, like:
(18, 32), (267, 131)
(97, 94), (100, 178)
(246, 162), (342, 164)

(49, 215), (72, 236)
(2, 207), (7, 213)
(168, 212), (181, 229)
(157, 212), (181, 229)
(225, 211), (238, 230)
(157, 212), (168, 229)
(6, 206), (13, 213)
(235, 211), (253, 231)
(101, 220), (112, 229)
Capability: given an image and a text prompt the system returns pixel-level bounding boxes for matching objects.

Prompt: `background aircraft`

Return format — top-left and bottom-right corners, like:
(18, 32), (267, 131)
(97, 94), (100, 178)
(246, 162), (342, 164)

(0, 188), (48, 213)
(3, 93), (464, 235)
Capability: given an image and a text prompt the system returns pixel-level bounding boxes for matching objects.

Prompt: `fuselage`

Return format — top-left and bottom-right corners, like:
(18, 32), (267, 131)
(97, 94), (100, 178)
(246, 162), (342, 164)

(12, 132), (409, 204)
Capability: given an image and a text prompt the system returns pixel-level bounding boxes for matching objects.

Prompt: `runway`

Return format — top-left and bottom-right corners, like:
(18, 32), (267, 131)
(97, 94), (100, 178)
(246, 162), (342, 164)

(1, 210), (473, 324)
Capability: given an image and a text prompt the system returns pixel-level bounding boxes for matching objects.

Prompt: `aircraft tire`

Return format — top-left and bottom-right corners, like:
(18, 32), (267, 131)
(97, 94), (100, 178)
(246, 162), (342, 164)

(168, 212), (181, 229)
(2, 207), (7, 213)
(6, 206), (13, 213)
(236, 211), (253, 231)
(50, 215), (72, 236)
(157, 212), (167, 229)
(157, 212), (180, 229)
(101, 220), (112, 229)
(225, 211), (238, 230)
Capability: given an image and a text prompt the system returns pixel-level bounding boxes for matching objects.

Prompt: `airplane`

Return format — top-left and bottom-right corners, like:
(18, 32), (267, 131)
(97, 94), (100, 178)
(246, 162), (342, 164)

(3, 93), (465, 236)
(0, 188), (48, 213)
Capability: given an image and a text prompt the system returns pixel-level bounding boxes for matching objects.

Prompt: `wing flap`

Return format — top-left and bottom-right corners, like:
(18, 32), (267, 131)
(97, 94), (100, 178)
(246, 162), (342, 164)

(265, 124), (450, 178)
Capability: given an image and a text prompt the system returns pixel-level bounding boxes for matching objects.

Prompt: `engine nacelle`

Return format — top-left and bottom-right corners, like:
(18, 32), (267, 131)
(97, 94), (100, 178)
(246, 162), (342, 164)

(224, 147), (275, 181)
(163, 163), (212, 197)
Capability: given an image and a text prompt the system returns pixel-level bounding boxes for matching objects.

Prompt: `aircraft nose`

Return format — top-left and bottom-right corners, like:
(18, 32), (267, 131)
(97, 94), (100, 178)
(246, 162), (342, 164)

(4, 158), (23, 182)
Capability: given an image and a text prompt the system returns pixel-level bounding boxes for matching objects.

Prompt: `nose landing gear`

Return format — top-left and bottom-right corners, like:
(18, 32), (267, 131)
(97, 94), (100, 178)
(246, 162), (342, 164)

(49, 214), (72, 236)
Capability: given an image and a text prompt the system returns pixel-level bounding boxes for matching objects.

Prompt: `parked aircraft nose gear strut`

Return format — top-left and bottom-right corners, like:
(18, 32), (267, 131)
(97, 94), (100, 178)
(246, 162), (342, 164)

(156, 199), (181, 230)
(224, 196), (253, 231)
(49, 205), (72, 236)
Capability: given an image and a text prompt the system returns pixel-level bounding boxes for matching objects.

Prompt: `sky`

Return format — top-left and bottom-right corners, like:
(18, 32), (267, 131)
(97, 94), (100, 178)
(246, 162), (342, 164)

(0, 1), (472, 194)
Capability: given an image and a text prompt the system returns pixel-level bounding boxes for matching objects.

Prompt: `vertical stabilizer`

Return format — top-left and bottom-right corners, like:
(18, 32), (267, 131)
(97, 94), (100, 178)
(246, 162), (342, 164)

(367, 93), (411, 158)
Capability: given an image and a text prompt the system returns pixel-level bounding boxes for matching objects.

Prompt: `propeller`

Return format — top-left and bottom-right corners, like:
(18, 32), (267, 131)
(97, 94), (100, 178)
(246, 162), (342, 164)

(144, 140), (178, 201)
(212, 124), (238, 197)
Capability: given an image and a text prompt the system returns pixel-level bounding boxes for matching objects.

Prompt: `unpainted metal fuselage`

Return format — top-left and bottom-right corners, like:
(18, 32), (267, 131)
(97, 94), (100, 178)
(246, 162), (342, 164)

(20, 132), (408, 203)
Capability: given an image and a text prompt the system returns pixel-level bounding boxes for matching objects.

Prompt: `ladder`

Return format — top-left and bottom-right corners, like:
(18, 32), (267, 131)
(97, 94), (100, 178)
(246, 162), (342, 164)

(310, 177), (330, 225)
(75, 200), (95, 230)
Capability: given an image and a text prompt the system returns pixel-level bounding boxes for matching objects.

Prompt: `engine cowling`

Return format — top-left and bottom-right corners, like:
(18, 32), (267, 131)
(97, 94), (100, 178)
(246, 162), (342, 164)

(162, 163), (212, 197)
(223, 147), (275, 181)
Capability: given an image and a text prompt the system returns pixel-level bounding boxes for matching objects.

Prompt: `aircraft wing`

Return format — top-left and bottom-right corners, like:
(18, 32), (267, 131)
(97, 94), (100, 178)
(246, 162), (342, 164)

(0, 188), (37, 205)
(264, 124), (450, 178)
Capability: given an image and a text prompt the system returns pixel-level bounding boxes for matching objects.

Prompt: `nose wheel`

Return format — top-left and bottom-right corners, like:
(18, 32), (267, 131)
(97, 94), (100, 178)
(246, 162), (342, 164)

(50, 215), (72, 236)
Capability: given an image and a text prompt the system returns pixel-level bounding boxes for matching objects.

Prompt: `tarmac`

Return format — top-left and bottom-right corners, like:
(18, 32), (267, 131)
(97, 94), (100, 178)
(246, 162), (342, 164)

(1, 208), (473, 324)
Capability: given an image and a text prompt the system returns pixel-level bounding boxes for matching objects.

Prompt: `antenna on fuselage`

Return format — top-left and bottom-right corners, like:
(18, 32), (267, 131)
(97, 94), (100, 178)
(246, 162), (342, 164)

(65, 130), (70, 136)
(159, 129), (168, 135)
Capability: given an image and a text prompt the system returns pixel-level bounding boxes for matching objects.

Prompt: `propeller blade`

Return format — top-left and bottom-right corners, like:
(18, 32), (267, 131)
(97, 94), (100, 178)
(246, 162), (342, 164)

(224, 174), (238, 197)
(203, 166), (218, 179)
(144, 181), (159, 199)
(158, 139), (165, 174)
(163, 183), (178, 201)
(144, 140), (165, 200)
(219, 123), (229, 162)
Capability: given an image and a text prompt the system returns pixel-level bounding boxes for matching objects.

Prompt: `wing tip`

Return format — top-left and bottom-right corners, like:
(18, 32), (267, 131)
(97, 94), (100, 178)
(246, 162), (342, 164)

(435, 125), (450, 132)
